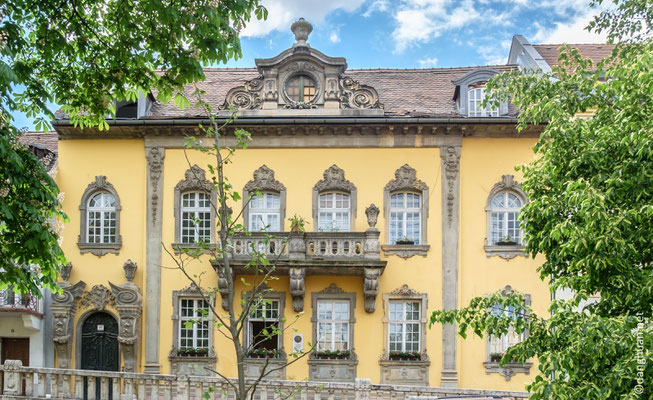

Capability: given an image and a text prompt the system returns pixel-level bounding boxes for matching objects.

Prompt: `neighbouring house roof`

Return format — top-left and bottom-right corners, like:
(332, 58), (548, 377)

(148, 65), (517, 119)
(533, 44), (616, 67)
(18, 131), (58, 172)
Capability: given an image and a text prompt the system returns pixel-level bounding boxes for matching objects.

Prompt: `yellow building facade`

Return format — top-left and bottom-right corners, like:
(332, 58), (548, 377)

(49, 19), (549, 392)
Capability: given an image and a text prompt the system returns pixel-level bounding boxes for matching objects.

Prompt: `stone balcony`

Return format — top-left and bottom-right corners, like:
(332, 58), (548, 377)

(212, 205), (387, 313)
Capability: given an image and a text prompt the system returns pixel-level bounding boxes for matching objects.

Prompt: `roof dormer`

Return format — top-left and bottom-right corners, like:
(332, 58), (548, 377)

(219, 18), (383, 116)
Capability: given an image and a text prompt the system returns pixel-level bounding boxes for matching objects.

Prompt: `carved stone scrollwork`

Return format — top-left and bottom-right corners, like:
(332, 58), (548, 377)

(363, 268), (381, 313)
(319, 283), (345, 294)
(385, 164), (428, 193)
(219, 76), (264, 110)
(52, 270), (86, 369)
(390, 284), (421, 297)
(176, 165), (213, 193)
(443, 147), (461, 227)
(80, 284), (116, 311)
(244, 165), (286, 193)
(146, 147), (164, 225)
(289, 267), (306, 312)
(339, 76), (383, 109)
(314, 165), (356, 193)
(109, 260), (143, 372)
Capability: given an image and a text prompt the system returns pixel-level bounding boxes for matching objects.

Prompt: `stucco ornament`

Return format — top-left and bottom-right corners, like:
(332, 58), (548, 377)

(60, 262), (73, 281)
(319, 283), (345, 294)
(443, 147), (461, 227)
(109, 260), (143, 372)
(314, 165), (356, 193)
(219, 77), (264, 110)
(390, 284), (421, 297)
(80, 284), (115, 310)
(339, 76), (383, 109)
(363, 268), (381, 313)
(216, 266), (230, 311)
(146, 147), (164, 225)
(51, 268), (86, 369)
(175, 165), (214, 193)
(244, 165), (286, 193)
(291, 17), (312, 45)
(385, 164), (428, 192)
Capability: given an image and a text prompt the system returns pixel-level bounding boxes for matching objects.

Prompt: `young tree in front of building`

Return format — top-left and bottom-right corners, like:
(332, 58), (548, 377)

(430, 1), (652, 399)
(0, 0), (266, 293)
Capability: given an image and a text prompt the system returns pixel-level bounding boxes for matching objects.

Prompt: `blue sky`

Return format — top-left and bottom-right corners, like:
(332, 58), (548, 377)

(13, 0), (608, 130)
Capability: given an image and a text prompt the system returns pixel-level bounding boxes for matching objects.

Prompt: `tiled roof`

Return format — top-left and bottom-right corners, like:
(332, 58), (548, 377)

(18, 131), (58, 154)
(533, 44), (616, 67)
(149, 65), (517, 119)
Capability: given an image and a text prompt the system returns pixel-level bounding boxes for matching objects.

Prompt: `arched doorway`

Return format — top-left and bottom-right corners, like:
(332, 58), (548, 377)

(80, 312), (119, 371)
(80, 312), (119, 399)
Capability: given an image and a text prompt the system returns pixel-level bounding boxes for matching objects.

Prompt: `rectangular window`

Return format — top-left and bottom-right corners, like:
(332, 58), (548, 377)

(181, 192), (211, 244)
(388, 301), (421, 352)
(468, 87), (499, 117)
(317, 300), (350, 351)
(249, 193), (281, 231)
(489, 303), (523, 356)
(248, 299), (281, 351)
(318, 193), (350, 232)
(389, 193), (421, 244)
(179, 299), (210, 350)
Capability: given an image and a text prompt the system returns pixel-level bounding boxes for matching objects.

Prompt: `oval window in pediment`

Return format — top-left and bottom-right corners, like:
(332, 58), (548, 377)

(285, 75), (316, 103)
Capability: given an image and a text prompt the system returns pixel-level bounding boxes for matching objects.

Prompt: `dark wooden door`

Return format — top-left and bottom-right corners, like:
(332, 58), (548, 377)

(81, 312), (119, 371)
(1, 337), (30, 366)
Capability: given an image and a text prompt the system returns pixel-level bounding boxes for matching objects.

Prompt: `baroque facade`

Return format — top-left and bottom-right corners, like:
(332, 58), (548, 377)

(31, 19), (612, 392)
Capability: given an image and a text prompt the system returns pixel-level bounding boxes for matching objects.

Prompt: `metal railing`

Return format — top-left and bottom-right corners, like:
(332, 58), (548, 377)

(0, 289), (39, 314)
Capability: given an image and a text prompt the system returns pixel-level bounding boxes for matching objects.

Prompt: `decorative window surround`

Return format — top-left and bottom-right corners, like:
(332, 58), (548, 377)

(484, 175), (528, 260)
(173, 165), (216, 249)
(483, 285), (532, 381)
(242, 290), (287, 380)
(309, 284), (357, 382)
(77, 176), (122, 256)
(312, 165), (357, 232)
(452, 69), (508, 117)
(243, 165), (287, 232)
(169, 284), (217, 376)
(379, 285), (429, 385)
(382, 165), (430, 258)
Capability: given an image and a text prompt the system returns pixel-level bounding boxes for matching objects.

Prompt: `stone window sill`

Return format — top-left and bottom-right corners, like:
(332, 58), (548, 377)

(483, 361), (532, 381)
(381, 244), (430, 259)
(77, 241), (122, 257)
(380, 359), (430, 365)
(484, 245), (527, 260)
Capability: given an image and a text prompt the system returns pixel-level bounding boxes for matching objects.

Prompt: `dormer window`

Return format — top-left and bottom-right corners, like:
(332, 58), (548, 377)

(467, 84), (498, 117)
(286, 75), (316, 103)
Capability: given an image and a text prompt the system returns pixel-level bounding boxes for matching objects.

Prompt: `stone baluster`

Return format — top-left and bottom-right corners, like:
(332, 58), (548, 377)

(87, 377), (95, 400)
(74, 375), (84, 399)
(37, 372), (47, 397)
(112, 376), (120, 399)
(137, 377), (146, 399)
(124, 377), (134, 400)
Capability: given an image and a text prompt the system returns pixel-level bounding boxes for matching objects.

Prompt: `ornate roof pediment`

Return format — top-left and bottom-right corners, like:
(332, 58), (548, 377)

(219, 18), (382, 113)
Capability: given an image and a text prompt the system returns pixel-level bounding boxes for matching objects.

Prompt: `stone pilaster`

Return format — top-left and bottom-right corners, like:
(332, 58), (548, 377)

(145, 146), (164, 373)
(440, 145), (460, 387)
(109, 260), (143, 372)
(51, 264), (85, 369)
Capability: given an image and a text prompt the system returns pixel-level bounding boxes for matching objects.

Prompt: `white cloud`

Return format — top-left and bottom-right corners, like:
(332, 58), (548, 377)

(532, 11), (607, 44)
(240, 0), (366, 37)
(418, 57), (439, 67)
(363, 0), (390, 17)
(329, 31), (341, 43)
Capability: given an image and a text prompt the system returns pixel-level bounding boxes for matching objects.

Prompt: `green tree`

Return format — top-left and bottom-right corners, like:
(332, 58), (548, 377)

(0, 0), (266, 292)
(430, 1), (652, 398)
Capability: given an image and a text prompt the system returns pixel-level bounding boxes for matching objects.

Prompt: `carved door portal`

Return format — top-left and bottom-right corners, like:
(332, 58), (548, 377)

(81, 312), (119, 400)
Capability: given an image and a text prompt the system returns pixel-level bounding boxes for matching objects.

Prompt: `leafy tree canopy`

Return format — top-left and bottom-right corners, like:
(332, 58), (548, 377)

(0, 0), (265, 293)
(431, 1), (652, 398)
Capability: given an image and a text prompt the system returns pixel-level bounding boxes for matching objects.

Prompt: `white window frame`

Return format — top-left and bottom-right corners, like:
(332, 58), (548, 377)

(316, 299), (351, 351)
(86, 192), (117, 244)
(318, 192), (351, 232)
(484, 175), (529, 259)
(180, 191), (212, 244)
(388, 300), (422, 352)
(247, 297), (282, 351)
(489, 192), (523, 245)
(178, 298), (210, 350)
(467, 86), (499, 117)
(389, 192), (422, 245)
(248, 192), (281, 232)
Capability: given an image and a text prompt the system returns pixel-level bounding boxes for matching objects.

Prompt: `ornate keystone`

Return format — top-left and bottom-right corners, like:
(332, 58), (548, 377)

(60, 262), (72, 282)
(291, 18), (312, 45)
(123, 259), (137, 282)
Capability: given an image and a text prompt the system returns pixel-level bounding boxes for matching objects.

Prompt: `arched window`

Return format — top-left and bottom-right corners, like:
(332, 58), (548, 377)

(243, 166), (286, 232)
(312, 165), (357, 232)
(77, 176), (122, 256)
(467, 85), (499, 117)
(174, 165), (215, 246)
(485, 175), (528, 259)
(87, 192), (117, 244)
